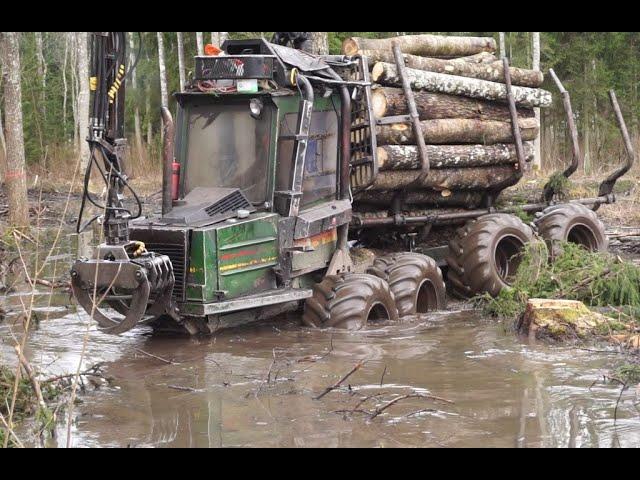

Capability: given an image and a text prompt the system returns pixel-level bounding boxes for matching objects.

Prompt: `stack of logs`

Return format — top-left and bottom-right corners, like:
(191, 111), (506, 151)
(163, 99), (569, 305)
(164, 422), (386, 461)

(342, 34), (552, 219)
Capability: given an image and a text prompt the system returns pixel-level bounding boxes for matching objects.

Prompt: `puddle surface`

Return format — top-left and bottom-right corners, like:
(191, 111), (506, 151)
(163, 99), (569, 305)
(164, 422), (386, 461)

(1, 228), (639, 448)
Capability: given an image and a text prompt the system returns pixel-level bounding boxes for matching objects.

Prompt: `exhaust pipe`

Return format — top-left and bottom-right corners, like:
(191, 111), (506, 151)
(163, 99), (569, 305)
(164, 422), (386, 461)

(161, 107), (175, 216)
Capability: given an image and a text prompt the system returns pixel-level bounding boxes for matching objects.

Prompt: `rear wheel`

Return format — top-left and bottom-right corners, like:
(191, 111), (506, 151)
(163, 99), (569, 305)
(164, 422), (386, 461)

(446, 214), (534, 298)
(303, 273), (399, 330)
(368, 252), (446, 316)
(534, 203), (608, 259)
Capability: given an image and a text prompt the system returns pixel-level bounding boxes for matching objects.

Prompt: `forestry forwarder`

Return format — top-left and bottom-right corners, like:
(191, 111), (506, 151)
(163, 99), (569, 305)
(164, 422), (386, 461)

(71, 32), (634, 335)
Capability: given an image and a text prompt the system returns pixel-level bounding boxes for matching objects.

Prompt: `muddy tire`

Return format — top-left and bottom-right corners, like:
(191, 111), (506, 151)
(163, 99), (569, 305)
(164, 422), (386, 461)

(534, 203), (608, 259)
(303, 273), (399, 330)
(368, 253), (446, 316)
(446, 214), (534, 298)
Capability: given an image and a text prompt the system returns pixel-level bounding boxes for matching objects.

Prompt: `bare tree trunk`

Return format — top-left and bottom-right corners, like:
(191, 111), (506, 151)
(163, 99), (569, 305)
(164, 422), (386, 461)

(532, 32), (542, 171)
(343, 34), (496, 58)
(129, 32), (144, 172)
(210, 32), (228, 46)
(309, 32), (329, 55)
(146, 80), (152, 146)
(70, 33), (78, 152)
(377, 142), (534, 170)
(372, 62), (552, 108)
(369, 165), (520, 191)
(499, 32), (506, 60)
(0, 70), (6, 160)
(372, 87), (535, 121)
(365, 51), (543, 87)
(62, 33), (68, 136)
(0, 106), (6, 159)
(35, 32), (47, 118)
(157, 32), (169, 110)
(76, 32), (90, 170)
(377, 117), (539, 145)
(176, 32), (186, 91)
(196, 32), (204, 56)
(1, 32), (29, 225)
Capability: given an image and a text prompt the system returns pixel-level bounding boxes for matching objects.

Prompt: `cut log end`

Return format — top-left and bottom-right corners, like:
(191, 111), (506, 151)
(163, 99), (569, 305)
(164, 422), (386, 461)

(371, 62), (385, 82)
(342, 38), (359, 56)
(371, 89), (387, 118)
(378, 145), (389, 169)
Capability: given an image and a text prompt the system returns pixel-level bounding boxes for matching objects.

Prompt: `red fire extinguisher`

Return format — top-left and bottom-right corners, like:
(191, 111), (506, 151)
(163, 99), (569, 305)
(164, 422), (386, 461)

(171, 162), (180, 201)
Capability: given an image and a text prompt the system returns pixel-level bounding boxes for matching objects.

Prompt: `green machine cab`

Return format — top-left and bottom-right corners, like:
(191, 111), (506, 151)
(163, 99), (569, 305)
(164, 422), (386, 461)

(72, 37), (378, 335)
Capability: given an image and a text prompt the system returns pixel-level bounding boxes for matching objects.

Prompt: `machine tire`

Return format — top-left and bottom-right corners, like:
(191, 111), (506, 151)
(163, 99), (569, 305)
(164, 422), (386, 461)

(534, 203), (608, 260)
(368, 252), (446, 316)
(303, 273), (399, 330)
(446, 214), (534, 298)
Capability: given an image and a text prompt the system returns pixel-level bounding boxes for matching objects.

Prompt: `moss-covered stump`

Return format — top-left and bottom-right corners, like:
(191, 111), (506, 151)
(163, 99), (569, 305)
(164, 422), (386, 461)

(518, 299), (611, 341)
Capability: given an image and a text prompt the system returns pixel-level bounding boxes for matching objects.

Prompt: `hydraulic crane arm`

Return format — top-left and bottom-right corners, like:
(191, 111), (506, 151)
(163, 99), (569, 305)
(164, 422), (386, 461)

(71, 32), (176, 335)
(76, 32), (142, 245)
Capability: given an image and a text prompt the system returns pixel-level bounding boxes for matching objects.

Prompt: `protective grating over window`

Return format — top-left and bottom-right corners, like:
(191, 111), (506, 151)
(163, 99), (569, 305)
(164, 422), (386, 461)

(204, 190), (252, 218)
(195, 56), (275, 80)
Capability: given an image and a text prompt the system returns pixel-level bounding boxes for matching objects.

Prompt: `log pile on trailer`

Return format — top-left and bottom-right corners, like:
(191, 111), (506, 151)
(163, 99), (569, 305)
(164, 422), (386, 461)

(343, 34), (552, 220)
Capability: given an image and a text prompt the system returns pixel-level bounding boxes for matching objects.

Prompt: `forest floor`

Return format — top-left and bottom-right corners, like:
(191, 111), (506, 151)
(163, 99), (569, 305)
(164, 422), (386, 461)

(1, 169), (638, 230)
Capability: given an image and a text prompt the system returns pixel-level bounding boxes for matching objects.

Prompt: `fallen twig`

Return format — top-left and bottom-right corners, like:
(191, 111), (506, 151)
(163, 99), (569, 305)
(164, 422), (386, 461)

(314, 360), (367, 400)
(614, 382), (629, 425)
(380, 365), (388, 387)
(33, 278), (70, 290)
(167, 384), (198, 392)
(14, 345), (47, 411)
(134, 348), (176, 365)
(370, 393), (454, 420)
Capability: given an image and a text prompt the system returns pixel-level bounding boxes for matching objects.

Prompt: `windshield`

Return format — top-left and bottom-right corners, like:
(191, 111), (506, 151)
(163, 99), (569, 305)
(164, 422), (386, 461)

(183, 101), (272, 204)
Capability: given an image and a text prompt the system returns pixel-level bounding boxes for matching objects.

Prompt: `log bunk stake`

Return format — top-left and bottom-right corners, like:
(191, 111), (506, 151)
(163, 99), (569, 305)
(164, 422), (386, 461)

(392, 43), (430, 186)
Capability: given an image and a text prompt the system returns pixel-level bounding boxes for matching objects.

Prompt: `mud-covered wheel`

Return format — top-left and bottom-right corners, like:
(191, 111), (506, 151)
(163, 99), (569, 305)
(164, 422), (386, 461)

(446, 214), (534, 298)
(368, 252), (446, 316)
(534, 203), (608, 259)
(303, 273), (399, 330)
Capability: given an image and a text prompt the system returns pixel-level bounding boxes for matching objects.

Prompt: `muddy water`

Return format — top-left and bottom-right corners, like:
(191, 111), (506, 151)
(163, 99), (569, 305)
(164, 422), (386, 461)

(1, 231), (639, 447)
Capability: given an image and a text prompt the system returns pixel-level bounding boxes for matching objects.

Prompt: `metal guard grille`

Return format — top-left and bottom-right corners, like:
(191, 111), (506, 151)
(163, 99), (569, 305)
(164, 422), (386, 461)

(195, 56), (275, 80)
(143, 243), (186, 302)
(204, 190), (253, 220)
(129, 227), (188, 303)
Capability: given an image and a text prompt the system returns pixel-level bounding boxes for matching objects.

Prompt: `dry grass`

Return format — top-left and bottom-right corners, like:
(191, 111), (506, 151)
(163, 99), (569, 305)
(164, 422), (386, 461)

(24, 143), (162, 198)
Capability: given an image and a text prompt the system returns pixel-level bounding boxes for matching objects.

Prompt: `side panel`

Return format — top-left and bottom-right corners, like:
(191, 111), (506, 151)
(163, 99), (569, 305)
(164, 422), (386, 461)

(186, 229), (218, 302)
(216, 213), (279, 298)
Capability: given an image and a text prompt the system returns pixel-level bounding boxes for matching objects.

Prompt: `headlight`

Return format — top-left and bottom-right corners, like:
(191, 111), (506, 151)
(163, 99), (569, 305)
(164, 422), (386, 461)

(249, 98), (263, 119)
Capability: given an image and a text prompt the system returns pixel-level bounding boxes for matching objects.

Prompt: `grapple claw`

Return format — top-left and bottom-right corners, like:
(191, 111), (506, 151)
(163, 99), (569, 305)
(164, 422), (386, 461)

(71, 243), (175, 335)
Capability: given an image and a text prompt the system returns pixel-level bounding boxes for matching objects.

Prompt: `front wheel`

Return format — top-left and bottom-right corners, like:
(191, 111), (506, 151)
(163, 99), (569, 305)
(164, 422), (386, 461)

(446, 214), (534, 298)
(368, 252), (446, 316)
(303, 273), (399, 330)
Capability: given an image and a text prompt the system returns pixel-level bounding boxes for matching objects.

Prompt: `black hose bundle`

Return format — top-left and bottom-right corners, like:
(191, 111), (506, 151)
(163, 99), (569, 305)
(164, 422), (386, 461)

(76, 32), (143, 236)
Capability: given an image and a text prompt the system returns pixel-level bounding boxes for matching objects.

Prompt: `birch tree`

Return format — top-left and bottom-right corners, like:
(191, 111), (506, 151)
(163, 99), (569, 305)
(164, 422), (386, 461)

(0, 32), (29, 225)
(76, 32), (90, 169)
(35, 32), (47, 117)
(309, 32), (329, 55)
(0, 69), (6, 160)
(129, 32), (144, 158)
(532, 32), (541, 170)
(210, 32), (228, 47)
(176, 32), (186, 91)
(157, 32), (169, 109)
(499, 32), (506, 60)
(196, 32), (204, 56)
